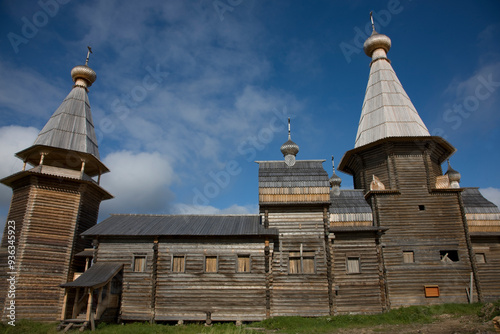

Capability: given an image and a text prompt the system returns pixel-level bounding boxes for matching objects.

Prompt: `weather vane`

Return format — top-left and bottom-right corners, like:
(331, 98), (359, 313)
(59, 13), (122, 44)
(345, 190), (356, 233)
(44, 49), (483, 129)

(85, 46), (93, 66)
(370, 11), (375, 31)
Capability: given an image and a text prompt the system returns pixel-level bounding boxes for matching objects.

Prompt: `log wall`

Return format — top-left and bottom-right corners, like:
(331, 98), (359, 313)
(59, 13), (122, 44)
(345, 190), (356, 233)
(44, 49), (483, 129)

(0, 173), (106, 322)
(263, 206), (331, 317)
(472, 236), (500, 301)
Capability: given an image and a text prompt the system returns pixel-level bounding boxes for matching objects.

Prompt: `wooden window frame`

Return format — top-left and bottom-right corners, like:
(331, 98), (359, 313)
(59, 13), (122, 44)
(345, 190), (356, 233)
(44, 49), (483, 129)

(346, 256), (361, 274)
(236, 255), (251, 273)
(475, 253), (486, 264)
(440, 250), (459, 263)
(403, 251), (415, 263)
(288, 251), (316, 274)
(204, 255), (218, 273)
(132, 254), (147, 272)
(172, 255), (186, 273)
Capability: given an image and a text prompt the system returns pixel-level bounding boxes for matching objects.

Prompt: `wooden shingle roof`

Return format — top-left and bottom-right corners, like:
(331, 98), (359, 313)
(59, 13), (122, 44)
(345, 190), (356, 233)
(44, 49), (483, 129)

(82, 214), (278, 237)
(257, 160), (329, 188)
(462, 188), (500, 214)
(330, 189), (372, 214)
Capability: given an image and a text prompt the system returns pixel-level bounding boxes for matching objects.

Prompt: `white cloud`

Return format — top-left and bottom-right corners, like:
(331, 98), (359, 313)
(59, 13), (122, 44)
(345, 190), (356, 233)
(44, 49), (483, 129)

(480, 187), (500, 208)
(99, 150), (176, 219)
(0, 126), (39, 204)
(172, 203), (258, 215)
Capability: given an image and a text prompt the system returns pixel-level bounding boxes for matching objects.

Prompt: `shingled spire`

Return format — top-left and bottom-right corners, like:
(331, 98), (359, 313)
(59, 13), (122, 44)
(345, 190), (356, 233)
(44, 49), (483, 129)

(354, 13), (430, 148)
(15, 47), (108, 177)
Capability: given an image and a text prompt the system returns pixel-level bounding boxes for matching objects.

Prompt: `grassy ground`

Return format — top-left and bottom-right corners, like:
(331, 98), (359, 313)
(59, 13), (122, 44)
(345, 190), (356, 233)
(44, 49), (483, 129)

(0, 301), (498, 334)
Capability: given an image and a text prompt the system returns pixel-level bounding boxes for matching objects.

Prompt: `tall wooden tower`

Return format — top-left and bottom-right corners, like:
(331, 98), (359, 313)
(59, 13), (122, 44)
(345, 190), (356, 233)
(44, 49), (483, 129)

(0, 53), (112, 321)
(338, 23), (481, 307)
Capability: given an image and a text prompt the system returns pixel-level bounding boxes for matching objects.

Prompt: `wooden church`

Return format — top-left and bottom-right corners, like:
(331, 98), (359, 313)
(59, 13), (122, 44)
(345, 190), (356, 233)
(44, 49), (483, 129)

(1, 22), (499, 328)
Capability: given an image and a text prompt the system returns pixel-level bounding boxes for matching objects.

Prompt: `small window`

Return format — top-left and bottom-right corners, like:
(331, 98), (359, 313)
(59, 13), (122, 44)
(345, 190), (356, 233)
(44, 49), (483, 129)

(205, 256), (218, 273)
(289, 251), (315, 274)
(237, 255), (250, 273)
(440, 250), (459, 262)
(403, 251), (414, 263)
(476, 253), (486, 264)
(418, 205), (425, 211)
(172, 255), (185, 272)
(347, 257), (360, 274)
(133, 255), (146, 272)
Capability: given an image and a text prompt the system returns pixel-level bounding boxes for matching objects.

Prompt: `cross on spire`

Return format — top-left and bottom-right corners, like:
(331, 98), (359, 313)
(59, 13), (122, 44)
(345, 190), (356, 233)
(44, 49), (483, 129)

(85, 46), (93, 66)
(370, 11), (375, 32)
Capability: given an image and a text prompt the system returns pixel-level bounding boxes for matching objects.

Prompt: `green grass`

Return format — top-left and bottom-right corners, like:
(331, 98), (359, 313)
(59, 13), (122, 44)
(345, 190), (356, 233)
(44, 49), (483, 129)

(0, 301), (496, 334)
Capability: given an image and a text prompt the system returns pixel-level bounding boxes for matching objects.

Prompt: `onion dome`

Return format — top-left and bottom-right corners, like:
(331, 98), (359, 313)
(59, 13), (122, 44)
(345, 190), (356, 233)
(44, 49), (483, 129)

(281, 118), (299, 166)
(71, 46), (96, 88)
(329, 156), (342, 188)
(445, 159), (461, 188)
(363, 12), (391, 58)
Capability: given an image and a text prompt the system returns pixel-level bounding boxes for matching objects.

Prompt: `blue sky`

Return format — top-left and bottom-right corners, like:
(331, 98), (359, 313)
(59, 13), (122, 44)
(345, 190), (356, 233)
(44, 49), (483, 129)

(0, 0), (499, 226)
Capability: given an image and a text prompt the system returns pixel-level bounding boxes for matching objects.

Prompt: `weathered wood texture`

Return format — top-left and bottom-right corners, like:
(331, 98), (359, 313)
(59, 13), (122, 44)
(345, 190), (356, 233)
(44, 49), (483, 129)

(263, 206), (330, 317)
(0, 173), (105, 322)
(342, 140), (477, 307)
(330, 232), (384, 314)
(472, 236), (500, 301)
(155, 238), (268, 321)
(96, 240), (154, 321)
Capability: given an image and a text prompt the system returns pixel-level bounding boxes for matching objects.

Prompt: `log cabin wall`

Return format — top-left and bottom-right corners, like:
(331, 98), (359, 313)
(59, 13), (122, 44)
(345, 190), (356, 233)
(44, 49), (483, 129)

(343, 139), (476, 307)
(154, 237), (270, 322)
(0, 173), (108, 321)
(471, 236), (500, 301)
(329, 230), (384, 314)
(263, 205), (331, 317)
(96, 239), (155, 321)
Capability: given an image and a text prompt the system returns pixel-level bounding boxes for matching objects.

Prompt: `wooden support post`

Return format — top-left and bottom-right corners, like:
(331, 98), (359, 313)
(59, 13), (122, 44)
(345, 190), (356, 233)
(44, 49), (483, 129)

(60, 288), (69, 321)
(22, 161), (27, 171)
(80, 160), (86, 179)
(86, 288), (94, 322)
(95, 286), (104, 320)
(72, 288), (80, 319)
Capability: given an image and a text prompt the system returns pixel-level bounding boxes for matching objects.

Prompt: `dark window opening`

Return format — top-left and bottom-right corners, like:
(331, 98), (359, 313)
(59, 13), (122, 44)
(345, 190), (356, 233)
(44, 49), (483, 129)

(419, 205), (425, 211)
(440, 250), (459, 262)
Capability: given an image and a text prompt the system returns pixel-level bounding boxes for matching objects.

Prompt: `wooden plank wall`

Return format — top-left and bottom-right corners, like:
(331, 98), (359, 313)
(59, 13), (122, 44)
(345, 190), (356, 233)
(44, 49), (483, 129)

(472, 237), (500, 301)
(96, 240), (154, 321)
(330, 232), (383, 314)
(0, 176), (81, 321)
(155, 238), (268, 322)
(368, 153), (475, 306)
(265, 206), (330, 317)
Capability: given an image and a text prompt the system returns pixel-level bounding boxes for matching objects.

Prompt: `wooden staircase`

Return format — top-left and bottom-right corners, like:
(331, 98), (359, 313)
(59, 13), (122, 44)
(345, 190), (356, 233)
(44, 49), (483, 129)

(57, 313), (90, 332)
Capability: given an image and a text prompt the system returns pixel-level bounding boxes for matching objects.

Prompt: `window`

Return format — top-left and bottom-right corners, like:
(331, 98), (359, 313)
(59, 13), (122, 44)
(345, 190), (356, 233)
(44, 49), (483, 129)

(237, 255), (250, 273)
(475, 253), (486, 264)
(440, 250), (459, 262)
(424, 285), (440, 298)
(347, 257), (360, 274)
(172, 255), (185, 272)
(289, 251), (315, 274)
(403, 251), (414, 263)
(205, 256), (218, 273)
(418, 205), (426, 211)
(133, 255), (146, 272)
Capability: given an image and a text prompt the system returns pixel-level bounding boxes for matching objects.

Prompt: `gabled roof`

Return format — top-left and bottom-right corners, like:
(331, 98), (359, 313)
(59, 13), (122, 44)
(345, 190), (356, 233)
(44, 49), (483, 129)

(462, 188), (500, 214)
(257, 160), (329, 188)
(82, 214), (278, 237)
(33, 86), (100, 158)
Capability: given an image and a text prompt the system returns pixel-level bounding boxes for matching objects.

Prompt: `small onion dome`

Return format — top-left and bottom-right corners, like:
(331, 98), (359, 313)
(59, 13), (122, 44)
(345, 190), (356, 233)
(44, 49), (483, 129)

(363, 30), (391, 57)
(280, 138), (299, 157)
(445, 159), (461, 184)
(71, 65), (97, 87)
(329, 156), (342, 187)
